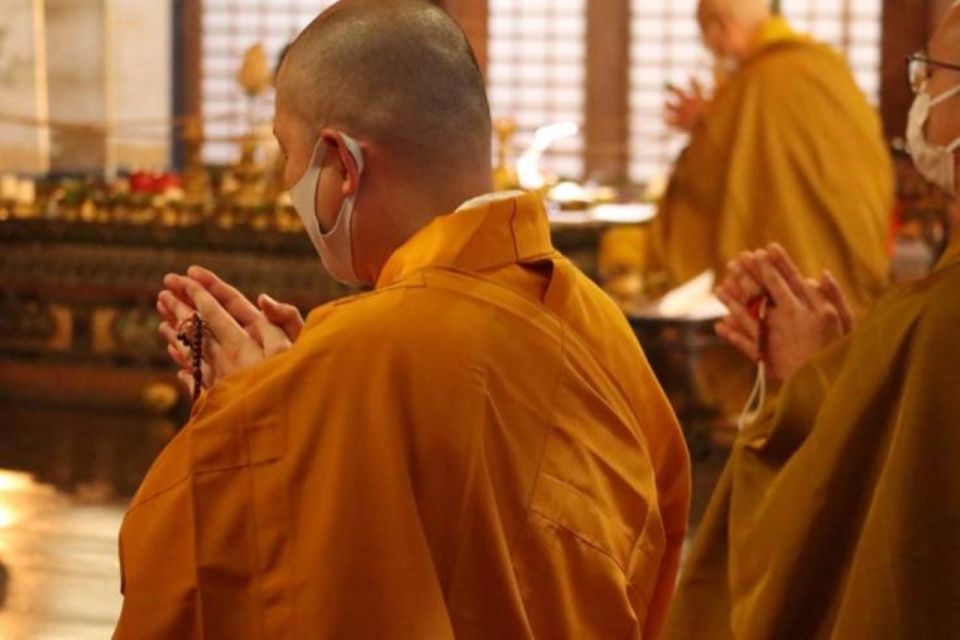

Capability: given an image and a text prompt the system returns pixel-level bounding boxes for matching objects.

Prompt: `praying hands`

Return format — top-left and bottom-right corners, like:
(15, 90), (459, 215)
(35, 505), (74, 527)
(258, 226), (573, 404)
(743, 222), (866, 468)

(665, 78), (710, 133)
(714, 243), (855, 382)
(156, 266), (304, 395)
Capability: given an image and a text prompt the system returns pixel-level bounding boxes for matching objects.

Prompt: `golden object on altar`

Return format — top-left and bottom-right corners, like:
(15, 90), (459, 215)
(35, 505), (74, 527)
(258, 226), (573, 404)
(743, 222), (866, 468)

(237, 43), (272, 97)
(180, 116), (213, 209)
(230, 135), (269, 208)
(142, 383), (179, 415)
(492, 117), (519, 191)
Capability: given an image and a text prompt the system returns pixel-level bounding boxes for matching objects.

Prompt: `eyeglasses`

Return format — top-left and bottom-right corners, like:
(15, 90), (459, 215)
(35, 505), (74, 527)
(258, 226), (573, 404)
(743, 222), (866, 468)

(908, 52), (960, 94)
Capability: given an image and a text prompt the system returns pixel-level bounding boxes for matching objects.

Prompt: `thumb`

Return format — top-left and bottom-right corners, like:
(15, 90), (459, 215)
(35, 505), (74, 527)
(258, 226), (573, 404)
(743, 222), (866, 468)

(258, 294), (304, 341)
(249, 317), (294, 358)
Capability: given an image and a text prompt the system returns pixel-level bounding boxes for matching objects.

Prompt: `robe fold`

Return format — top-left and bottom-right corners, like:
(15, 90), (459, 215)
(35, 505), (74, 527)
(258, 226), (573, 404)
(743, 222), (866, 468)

(114, 192), (691, 639)
(653, 17), (893, 314)
(663, 239), (960, 639)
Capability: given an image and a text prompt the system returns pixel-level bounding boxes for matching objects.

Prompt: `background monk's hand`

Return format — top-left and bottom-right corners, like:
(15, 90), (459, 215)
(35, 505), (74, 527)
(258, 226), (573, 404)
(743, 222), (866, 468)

(665, 78), (709, 133)
(156, 266), (304, 393)
(715, 244), (854, 382)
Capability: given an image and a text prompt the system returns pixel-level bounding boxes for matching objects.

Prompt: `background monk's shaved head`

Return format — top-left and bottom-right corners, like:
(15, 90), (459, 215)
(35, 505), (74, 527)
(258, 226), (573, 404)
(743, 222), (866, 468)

(277, 0), (491, 175)
(930, 1), (960, 60)
(698, 0), (770, 25)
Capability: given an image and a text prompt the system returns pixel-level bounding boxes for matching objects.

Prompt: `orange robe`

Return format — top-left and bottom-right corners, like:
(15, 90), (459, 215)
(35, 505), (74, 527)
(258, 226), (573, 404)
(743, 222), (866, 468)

(114, 193), (691, 639)
(653, 17), (893, 315)
(663, 239), (960, 639)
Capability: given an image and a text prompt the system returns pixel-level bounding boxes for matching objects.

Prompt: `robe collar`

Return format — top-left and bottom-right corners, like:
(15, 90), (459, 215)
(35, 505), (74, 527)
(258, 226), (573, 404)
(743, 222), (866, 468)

(374, 191), (558, 289)
(745, 16), (807, 62)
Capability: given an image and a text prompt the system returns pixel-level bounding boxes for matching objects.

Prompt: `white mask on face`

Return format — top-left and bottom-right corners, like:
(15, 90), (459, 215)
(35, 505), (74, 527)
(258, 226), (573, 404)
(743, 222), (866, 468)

(906, 84), (960, 196)
(289, 133), (365, 285)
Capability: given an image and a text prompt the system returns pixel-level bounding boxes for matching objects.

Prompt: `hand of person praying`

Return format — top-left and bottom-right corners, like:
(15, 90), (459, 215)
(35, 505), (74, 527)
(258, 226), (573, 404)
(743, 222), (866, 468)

(156, 266), (304, 394)
(665, 78), (709, 133)
(715, 244), (854, 382)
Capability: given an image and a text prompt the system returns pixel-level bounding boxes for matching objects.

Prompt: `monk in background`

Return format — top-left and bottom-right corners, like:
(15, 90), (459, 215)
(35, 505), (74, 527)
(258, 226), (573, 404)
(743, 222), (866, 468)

(654, 0), (894, 415)
(664, 6), (960, 636)
(117, 1), (691, 637)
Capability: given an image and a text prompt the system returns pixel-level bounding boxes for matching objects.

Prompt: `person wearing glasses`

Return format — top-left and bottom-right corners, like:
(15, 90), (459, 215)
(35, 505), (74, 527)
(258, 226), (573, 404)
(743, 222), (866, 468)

(662, 6), (960, 638)
(654, 0), (894, 421)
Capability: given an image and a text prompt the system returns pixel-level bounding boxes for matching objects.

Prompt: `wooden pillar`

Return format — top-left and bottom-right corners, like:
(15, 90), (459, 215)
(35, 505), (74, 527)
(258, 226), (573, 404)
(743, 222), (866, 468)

(434, 0), (488, 75)
(172, 0), (202, 169)
(584, 0), (630, 182)
(880, 0), (943, 140)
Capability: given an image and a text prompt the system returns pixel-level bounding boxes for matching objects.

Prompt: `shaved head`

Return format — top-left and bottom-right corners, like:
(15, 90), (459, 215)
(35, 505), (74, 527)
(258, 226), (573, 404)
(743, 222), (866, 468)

(924, 2), (960, 148)
(697, 0), (772, 62)
(930, 1), (960, 61)
(277, 0), (491, 176)
(697, 0), (770, 25)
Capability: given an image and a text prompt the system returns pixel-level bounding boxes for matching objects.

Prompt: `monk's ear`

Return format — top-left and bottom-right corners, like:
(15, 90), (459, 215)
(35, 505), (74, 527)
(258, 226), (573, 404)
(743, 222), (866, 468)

(320, 129), (361, 197)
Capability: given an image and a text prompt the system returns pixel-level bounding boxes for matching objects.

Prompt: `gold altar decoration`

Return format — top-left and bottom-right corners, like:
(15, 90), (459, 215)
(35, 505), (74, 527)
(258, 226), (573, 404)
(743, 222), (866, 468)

(492, 117), (519, 191)
(237, 44), (272, 97)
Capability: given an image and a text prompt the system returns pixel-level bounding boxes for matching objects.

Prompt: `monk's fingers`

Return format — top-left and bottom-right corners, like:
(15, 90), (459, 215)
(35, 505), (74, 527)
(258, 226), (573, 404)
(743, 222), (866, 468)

(716, 320), (760, 362)
(248, 318), (293, 357)
(156, 296), (179, 327)
(160, 322), (189, 353)
(764, 244), (813, 303)
(166, 342), (190, 371)
(162, 323), (217, 383)
(739, 251), (766, 289)
(722, 259), (757, 302)
(664, 102), (687, 122)
(182, 280), (251, 349)
(158, 289), (198, 324)
(800, 277), (828, 310)
(715, 278), (743, 306)
(690, 77), (705, 99)
(729, 254), (763, 300)
(186, 266), (262, 328)
(818, 271), (854, 333)
(665, 83), (688, 100)
(720, 262), (745, 299)
(716, 289), (760, 341)
(163, 273), (198, 308)
(258, 294), (304, 342)
(757, 256), (801, 311)
(176, 370), (195, 396)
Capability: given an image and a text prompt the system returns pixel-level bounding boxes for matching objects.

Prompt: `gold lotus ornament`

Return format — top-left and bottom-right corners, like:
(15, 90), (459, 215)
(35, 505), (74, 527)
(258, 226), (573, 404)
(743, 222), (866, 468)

(237, 44), (272, 97)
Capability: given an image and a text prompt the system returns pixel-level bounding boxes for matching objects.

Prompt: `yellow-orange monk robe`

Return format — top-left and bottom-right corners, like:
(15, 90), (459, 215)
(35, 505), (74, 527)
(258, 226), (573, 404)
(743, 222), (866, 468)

(114, 193), (691, 639)
(663, 238), (960, 639)
(653, 17), (893, 314)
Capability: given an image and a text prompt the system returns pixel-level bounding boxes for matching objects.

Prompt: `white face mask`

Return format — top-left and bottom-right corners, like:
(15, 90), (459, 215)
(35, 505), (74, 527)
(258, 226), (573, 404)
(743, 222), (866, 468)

(906, 84), (960, 196)
(289, 133), (366, 285)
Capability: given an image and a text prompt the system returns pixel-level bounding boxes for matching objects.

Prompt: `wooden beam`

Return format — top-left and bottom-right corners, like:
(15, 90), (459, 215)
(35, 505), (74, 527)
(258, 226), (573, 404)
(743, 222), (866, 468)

(172, 0), (202, 169)
(584, 0), (630, 182)
(880, 0), (936, 140)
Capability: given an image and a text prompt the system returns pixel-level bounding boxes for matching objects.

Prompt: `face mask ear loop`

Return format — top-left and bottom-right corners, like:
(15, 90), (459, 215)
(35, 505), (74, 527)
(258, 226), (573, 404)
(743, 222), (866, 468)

(738, 297), (769, 431)
(738, 362), (767, 431)
(929, 83), (960, 109)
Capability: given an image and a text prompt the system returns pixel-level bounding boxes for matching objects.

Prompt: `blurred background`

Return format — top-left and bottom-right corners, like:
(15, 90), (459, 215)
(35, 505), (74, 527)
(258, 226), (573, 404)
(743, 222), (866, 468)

(0, 1), (955, 636)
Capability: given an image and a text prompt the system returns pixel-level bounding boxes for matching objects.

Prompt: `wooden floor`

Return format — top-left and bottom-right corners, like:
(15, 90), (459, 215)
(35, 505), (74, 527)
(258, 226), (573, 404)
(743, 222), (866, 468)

(0, 471), (124, 639)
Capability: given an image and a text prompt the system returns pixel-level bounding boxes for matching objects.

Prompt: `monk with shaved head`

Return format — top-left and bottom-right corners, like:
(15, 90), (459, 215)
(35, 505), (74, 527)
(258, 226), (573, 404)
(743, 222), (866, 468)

(652, 0), (894, 417)
(663, 5), (960, 638)
(120, 1), (691, 637)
